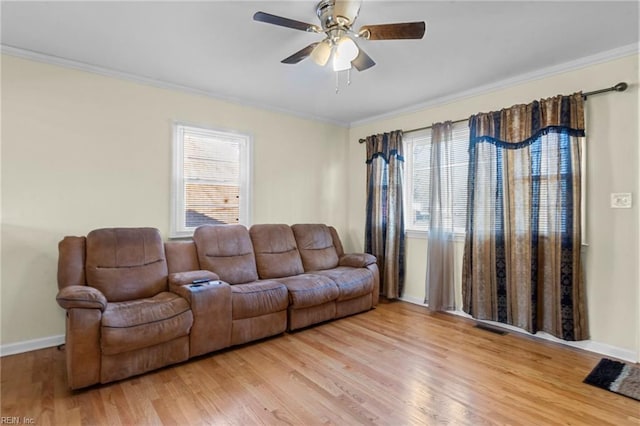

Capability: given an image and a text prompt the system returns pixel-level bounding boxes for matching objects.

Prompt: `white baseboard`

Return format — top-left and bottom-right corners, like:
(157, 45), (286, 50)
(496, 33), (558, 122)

(532, 332), (638, 364)
(399, 300), (639, 363)
(399, 295), (427, 306)
(0, 335), (65, 357)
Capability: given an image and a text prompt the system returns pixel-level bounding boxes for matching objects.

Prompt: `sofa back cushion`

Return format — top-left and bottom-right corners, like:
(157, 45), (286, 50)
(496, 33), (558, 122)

(85, 228), (168, 302)
(250, 224), (304, 279)
(328, 226), (345, 257)
(164, 240), (200, 274)
(193, 224), (258, 284)
(291, 224), (339, 271)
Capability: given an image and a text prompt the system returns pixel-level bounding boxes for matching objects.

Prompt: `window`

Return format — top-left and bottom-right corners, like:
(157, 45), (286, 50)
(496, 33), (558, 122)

(404, 121), (470, 234)
(515, 131), (584, 237)
(171, 123), (251, 237)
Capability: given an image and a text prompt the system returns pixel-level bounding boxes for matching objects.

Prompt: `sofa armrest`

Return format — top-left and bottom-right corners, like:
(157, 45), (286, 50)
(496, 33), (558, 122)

(339, 253), (377, 268)
(170, 278), (232, 357)
(168, 270), (220, 288)
(58, 236), (86, 289)
(56, 285), (107, 311)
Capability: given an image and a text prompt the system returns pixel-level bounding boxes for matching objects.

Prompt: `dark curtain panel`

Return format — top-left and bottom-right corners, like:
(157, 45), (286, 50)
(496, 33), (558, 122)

(365, 131), (405, 299)
(462, 93), (588, 341)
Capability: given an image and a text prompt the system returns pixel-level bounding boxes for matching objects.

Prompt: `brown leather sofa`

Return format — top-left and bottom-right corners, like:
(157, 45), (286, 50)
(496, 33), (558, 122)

(56, 224), (378, 389)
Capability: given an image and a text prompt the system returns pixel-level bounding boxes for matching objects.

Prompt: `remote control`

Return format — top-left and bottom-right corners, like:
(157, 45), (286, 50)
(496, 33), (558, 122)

(191, 278), (210, 284)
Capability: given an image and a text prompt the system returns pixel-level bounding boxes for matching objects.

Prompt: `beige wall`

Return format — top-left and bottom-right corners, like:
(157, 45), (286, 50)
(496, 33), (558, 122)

(347, 55), (639, 357)
(0, 55), (349, 345)
(2, 53), (638, 360)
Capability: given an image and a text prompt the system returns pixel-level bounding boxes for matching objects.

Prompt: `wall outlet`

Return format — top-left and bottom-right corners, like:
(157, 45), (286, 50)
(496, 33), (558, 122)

(610, 193), (632, 208)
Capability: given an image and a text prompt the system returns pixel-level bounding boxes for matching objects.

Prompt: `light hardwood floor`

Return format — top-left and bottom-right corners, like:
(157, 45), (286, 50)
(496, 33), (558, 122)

(1, 301), (638, 425)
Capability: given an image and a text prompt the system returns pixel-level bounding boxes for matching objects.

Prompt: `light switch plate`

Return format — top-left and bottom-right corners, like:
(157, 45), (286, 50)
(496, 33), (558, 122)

(611, 193), (632, 208)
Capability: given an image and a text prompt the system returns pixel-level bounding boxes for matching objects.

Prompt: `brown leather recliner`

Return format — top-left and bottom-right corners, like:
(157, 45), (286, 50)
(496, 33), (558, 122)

(56, 228), (199, 389)
(292, 224), (379, 319)
(192, 224), (289, 345)
(248, 223), (380, 330)
(250, 224), (341, 330)
(57, 224), (378, 389)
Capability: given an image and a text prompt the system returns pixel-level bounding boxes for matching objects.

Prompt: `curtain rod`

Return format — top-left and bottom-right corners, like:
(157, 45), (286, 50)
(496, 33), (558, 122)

(358, 82), (628, 143)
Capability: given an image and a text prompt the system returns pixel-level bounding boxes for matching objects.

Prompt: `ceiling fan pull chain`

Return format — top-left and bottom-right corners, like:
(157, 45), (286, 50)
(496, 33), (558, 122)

(347, 68), (351, 86)
(335, 71), (340, 94)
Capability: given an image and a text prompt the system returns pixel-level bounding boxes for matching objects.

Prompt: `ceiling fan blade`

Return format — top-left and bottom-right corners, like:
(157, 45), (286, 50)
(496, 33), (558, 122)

(351, 48), (376, 71)
(281, 43), (319, 64)
(253, 11), (319, 32)
(359, 22), (426, 40)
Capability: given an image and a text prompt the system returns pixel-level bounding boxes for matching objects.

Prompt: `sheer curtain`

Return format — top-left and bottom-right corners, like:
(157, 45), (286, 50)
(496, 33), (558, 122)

(364, 131), (405, 299)
(425, 122), (456, 311)
(462, 93), (588, 341)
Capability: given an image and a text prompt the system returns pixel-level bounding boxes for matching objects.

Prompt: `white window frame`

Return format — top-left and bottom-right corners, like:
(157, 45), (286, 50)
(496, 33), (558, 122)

(171, 122), (252, 238)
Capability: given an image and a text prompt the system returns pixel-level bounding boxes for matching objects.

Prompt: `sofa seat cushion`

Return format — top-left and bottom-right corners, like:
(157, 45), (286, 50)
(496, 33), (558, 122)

(312, 267), (374, 302)
(231, 281), (289, 320)
(101, 292), (193, 355)
(276, 274), (339, 309)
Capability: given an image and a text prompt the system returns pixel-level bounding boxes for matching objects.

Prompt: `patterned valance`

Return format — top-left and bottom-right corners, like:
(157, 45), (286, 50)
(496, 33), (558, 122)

(365, 130), (404, 164)
(469, 92), (585, 149)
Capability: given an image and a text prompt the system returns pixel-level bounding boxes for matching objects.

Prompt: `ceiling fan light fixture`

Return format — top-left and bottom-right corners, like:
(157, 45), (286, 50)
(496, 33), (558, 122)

(254, 1), (427, 78)
(334, 0), (362, 24)
(332, 51), (352, 71)
(310, 40), (332, 66)
(336, 36), (359, 61)
(333, 35), (358, 71)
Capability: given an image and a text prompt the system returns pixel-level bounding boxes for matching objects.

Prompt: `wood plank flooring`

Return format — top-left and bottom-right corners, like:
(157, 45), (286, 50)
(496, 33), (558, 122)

(1, 301), (638, 425)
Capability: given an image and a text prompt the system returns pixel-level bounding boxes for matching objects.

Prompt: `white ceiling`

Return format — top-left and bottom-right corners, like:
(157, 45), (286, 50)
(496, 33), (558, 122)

(2, 1), (638, 126)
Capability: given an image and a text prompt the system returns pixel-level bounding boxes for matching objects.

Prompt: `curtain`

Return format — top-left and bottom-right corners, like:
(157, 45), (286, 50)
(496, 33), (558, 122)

(425, 122), (456, 311)
(462, 93), (588, 341)
(365, 131), (405, 299)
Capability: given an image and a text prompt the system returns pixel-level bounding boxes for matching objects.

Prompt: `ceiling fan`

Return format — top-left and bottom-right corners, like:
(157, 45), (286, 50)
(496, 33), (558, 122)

(253, 0), (426, 73)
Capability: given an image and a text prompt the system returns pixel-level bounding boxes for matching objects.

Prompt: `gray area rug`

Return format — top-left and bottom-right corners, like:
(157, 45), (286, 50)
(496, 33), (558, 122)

(584, 358), (640, 401)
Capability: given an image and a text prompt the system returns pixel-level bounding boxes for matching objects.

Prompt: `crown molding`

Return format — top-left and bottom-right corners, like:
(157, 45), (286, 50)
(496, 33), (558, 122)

(2, 42), (637, 130)
(0, 45), (351, 128)
(349, 42), (639, 128)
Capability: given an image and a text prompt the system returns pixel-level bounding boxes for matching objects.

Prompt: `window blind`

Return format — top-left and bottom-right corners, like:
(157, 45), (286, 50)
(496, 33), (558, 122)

(183, 132), (240, 226)
(404, 121), (470, 233)
(171, 124), (250, 237)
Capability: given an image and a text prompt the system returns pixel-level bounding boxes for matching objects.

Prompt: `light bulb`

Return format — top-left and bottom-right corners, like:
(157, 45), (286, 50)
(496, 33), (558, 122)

(310, 41), (331, 66)
(333, 52), (352, 71)
(333, 36), (359, 71)
(336, 36), (359, 62)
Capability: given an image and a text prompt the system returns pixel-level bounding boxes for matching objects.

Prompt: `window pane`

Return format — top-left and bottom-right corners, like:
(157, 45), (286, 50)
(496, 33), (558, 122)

(183, 131), (241, 226)
(185, 183), (239, 226)
(172, 124), (250, 237)
(412, 141), (432, 228)
(184, 136), (240, 183)
(404, 122), (470, 233)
